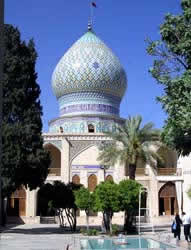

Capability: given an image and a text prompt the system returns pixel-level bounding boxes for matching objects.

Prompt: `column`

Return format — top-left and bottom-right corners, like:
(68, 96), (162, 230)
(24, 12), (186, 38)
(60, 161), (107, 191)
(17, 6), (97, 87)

(61, 138), (70, 183)
(26, 189), (38, 217)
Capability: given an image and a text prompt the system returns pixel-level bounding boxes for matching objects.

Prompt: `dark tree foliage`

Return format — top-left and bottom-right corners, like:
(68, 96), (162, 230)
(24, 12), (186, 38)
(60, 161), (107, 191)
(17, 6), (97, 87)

(146, 0), (191, 156)
(38, 181), (81, 232)
(2, 24), (50, 197)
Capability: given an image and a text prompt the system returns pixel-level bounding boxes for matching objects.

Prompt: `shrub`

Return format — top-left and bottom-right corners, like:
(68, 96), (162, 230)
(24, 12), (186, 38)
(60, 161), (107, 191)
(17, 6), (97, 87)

(80, 228), (87, 235)
(87, 228), (98, 236)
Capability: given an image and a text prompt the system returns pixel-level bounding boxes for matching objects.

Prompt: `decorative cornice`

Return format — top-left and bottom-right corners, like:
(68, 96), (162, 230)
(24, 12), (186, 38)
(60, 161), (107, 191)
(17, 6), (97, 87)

(72, 165), (114, 170)
(48, 114), (125, 126)
(43, 133), (112, 142)
(157, 176), (183, 182)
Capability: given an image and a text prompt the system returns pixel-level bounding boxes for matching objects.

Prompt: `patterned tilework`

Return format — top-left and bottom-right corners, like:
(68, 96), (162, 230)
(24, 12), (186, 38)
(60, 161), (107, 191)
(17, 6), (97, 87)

(58, 91), (121, 117)
(52, 30), (127, 103)
(58, 91), (120, 106)
(69, 140), (103, 162)
(60, 103), (118, 116)
(49, 116), (124, 134)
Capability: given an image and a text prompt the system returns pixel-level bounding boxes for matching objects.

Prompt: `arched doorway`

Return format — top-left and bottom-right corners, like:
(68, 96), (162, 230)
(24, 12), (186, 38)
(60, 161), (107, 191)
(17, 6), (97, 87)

(88, 174), (97, 192)
(159, 182), (178, 216)
(44, 144), (61, 176)
(105, 175), (113, 182)
(72, 175), (80, 185)
(7, 187), (26, 216)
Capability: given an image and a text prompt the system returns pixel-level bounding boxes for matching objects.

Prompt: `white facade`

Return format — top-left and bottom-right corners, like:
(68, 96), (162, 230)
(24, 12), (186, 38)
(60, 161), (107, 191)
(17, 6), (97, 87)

(18, 133), (190, 225)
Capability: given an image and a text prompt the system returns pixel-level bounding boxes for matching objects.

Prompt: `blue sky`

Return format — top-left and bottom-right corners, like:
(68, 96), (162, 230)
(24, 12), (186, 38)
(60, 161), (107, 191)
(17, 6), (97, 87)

(5, 0), (181, 132)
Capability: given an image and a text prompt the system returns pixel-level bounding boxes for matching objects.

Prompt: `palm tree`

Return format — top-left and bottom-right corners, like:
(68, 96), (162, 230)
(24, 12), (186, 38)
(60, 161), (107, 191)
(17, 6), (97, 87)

(98, 115), (163, 180)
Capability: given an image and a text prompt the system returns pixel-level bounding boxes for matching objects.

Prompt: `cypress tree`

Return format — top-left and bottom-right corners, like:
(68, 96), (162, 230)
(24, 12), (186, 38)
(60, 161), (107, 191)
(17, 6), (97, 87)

(2, 24), (50, 197)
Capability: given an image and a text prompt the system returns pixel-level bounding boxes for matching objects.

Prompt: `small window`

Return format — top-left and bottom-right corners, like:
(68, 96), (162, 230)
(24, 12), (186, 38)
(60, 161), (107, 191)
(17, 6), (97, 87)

(88, 124), (95, 133)
(60, 127), (63, 133)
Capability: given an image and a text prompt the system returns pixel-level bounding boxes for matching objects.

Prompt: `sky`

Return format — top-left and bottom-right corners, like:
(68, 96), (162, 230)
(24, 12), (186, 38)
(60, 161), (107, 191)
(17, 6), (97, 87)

(5, 0), (181, 132)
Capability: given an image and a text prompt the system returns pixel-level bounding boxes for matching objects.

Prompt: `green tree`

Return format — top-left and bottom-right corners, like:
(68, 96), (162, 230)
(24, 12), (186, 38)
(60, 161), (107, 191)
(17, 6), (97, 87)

(146, 0), (191, 156)
(94, 181), (120, 234)
(75, 187), (95, 232)
(118, 179), (141, 232)
(2, 24), (50, 199)
(37, 183), (54, 216)
(98, 115), (162, 180)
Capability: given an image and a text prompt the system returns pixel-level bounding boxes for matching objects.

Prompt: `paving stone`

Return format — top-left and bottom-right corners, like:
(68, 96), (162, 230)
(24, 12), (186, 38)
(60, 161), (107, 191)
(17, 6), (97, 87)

(0, 224), (190, 250)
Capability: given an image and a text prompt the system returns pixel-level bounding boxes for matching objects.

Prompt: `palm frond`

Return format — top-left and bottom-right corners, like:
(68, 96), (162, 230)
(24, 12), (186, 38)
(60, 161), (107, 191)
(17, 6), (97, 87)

(98, 141), (119, 166)
(98, 115), (168, 176)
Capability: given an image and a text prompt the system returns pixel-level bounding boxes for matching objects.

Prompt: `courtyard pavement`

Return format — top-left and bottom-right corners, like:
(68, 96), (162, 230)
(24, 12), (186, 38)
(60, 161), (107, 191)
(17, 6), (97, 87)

(0, 224), (191, 250)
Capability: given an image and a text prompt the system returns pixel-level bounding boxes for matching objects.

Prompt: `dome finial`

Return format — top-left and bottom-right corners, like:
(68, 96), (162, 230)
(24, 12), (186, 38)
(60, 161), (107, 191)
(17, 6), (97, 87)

(88, 19), (92, 31)
(88, 1), (96, 31)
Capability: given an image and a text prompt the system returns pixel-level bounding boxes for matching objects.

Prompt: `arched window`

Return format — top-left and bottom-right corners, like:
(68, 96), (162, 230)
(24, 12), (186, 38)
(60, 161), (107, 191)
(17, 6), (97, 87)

(105, 175), (113, 182)
(88, 174), (97, 192)
(72, 175), (80, 185)
(44, 144), (61, 176)
(88, 124), (95, 133)
(60, 126), (63, 133)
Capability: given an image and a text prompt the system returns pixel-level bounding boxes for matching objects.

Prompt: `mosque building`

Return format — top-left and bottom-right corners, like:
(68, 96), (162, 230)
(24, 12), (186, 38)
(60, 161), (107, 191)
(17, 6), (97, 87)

(7, 24), (191, 225)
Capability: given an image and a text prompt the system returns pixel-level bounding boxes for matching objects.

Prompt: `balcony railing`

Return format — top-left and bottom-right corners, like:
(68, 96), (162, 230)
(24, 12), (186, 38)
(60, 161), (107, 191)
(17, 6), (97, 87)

(135, 168), (145, 175)
(126, 167), (182, 176)
(157, 168), (178, 176)
(48, 168), (61, 176)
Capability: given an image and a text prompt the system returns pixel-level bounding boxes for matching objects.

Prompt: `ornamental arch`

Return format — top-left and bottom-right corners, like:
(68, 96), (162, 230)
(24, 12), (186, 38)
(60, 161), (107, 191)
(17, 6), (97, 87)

(71, 145), (99, 190)
(71, 144), (99, 165)
(105, 175), (113, 182)
(159, 182), (178, 216)
(44, 143), (61, 176)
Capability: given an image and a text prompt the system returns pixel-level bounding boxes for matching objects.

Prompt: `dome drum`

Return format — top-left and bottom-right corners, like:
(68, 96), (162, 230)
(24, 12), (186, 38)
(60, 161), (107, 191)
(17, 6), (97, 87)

(60, 103), (119, 117)
(49, 115), (125, 134)
(58, 91), (121, 117)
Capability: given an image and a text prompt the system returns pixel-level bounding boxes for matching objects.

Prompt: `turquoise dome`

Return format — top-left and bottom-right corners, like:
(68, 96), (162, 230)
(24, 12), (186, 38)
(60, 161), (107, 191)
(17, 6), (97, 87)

(51, 29), (127, 118)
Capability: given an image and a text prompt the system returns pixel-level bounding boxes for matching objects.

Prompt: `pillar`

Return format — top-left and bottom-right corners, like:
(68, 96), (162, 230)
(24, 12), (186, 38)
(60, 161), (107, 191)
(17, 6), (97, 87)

(61, 138), (70, 183)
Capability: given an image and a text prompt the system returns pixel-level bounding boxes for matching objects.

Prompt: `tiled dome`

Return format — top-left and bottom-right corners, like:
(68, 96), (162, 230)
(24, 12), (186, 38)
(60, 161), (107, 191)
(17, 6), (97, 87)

(51, 29), (127, 118)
